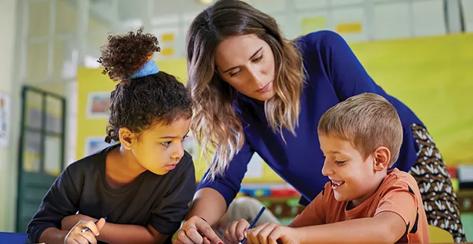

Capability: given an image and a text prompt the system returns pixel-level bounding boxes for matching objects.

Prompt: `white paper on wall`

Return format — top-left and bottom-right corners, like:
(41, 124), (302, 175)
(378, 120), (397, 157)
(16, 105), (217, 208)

(462, 0), (473, 32)
(245, 153), (264, 178)
(412, 0), (446, 37)
(0, 92), (10, 148)
(373, 1), (411, 40)
(332, 7), (368, 42)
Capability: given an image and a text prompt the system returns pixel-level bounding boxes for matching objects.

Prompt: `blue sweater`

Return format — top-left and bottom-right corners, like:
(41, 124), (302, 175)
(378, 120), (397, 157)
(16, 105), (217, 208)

(199, 31), (423, 206)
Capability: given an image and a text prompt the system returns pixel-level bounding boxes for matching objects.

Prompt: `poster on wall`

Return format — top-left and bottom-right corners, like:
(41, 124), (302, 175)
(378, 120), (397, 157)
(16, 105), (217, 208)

(85, 137), (110, 156)
(0, 92), (10, 148)
(86, 92), (110, 119)
(245, 153), (264, 178)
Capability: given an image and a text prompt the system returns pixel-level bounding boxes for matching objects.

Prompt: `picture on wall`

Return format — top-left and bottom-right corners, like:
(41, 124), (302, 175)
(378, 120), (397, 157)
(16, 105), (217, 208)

(86, 92), (110, 118)
(85, 137), (110, 156)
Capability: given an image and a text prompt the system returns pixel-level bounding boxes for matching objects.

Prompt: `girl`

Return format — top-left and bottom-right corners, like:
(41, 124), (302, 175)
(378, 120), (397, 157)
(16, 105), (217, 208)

(27, 30), (196, 244)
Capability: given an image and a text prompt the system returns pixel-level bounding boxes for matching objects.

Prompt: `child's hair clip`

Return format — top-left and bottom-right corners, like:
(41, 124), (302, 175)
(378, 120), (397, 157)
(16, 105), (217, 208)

(130, 59), (160, 79)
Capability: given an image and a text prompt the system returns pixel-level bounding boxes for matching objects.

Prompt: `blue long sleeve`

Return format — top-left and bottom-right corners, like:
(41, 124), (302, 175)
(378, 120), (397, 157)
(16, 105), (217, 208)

(198, 30), (424, 205)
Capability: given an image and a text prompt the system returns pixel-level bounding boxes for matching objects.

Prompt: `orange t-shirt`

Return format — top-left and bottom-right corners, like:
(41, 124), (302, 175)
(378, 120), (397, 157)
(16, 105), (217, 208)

(290, 168), (429, 243)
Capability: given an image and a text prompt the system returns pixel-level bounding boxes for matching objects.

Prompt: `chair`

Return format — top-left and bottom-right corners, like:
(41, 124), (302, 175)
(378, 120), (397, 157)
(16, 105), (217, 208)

(0, 232), (27, 244)
(429, 225), (454, 243)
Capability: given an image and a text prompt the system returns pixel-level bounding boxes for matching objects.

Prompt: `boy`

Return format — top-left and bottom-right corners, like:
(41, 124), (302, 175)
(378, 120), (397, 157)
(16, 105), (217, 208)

(226, 93), (428, 243)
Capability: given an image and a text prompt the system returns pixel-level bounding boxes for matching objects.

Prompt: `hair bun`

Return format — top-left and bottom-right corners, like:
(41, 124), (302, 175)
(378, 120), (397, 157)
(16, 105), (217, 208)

(98, 28), (160, 81)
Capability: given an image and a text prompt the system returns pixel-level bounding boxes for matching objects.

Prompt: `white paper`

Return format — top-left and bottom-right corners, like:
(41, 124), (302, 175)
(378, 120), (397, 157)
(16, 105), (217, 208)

(373, 2), (411, 40)
(245, 153), (264, 178)
(462, 0), (473, 32)
(412, 0), (446, 37)
(0, 92), (10, 148)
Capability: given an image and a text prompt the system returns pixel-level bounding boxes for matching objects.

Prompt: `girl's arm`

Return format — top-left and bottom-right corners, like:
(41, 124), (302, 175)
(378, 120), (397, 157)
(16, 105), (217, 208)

(60, 214), (168, 243)
(38, 228), (69, 244)
(28, 166), (82, 243)
(98, 223), (167, 244)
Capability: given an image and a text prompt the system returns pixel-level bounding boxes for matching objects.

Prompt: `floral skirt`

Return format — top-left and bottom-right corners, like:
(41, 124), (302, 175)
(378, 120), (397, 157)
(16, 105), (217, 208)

(409, 124), (466, 242)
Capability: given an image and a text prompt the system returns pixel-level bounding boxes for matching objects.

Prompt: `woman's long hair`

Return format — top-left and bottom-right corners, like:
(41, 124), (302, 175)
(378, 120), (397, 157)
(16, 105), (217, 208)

(186, 0), (304, 179)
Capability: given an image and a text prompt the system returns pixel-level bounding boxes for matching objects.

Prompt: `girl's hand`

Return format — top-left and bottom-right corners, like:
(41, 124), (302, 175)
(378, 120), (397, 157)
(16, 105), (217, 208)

(64, 218), (106, 244)
(62, 213), (96, 231)
(223, 218), (250, 243)
(246, 223), (298, 244)
(172, 216), (223, 244)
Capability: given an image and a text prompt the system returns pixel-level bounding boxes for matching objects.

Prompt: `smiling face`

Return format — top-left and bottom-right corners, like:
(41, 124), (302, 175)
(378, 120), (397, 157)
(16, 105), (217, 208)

(128, 118), (191, 175)
(319, 134), (386, 207)
(215, 34), (276, 101)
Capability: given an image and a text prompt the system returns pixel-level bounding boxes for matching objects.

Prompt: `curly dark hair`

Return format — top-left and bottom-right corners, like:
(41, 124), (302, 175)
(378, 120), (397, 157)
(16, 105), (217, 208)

(98, 29), (161, 81)
(98, 30), (192, 143)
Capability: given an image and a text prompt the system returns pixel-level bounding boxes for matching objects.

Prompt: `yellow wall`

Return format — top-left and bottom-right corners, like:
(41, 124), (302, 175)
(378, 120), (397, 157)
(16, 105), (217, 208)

(77, 33), (473, 184)
(351, 33), (473, 165)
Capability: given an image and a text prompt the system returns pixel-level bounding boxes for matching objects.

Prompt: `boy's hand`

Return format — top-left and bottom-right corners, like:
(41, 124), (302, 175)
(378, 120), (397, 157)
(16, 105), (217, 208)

(172, 216), (222, 244)
(61, 213), (96, 231)
(246, 223), (298, 244)
(64, 218), (106, 244)
(224, 218), (250, 243)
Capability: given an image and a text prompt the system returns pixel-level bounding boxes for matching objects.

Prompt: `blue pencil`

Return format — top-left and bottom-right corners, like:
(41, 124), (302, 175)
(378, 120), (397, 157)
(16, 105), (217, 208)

(240, 206), (266, 244)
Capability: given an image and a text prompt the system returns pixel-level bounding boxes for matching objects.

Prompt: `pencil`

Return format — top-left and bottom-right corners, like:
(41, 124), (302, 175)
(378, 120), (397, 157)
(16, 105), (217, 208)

(80, 217), (106, 233)
(240, 206), (266, 244)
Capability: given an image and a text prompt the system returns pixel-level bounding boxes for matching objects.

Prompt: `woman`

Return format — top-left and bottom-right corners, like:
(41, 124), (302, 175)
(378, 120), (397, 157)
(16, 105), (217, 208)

(174, 0), (465, 243)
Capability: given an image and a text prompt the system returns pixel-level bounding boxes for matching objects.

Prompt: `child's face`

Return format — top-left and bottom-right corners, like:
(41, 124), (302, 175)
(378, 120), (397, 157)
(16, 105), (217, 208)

(319, 134), (380, 206)
(130, 118), (191, 175)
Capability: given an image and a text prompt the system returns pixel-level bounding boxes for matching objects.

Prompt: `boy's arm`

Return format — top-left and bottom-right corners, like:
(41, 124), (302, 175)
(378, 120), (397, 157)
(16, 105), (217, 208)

(249, 190), (417, 243)
(294, 188), (418, 243)
(294, 211), (407, 243)
(247, 211), (406, 244)
(289, 189), (327, 227)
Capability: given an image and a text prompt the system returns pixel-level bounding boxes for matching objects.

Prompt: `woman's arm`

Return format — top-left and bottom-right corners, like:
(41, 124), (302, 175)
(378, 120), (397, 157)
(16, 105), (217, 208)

(173, 188), (226, 243)
(189, 188), (227, 224)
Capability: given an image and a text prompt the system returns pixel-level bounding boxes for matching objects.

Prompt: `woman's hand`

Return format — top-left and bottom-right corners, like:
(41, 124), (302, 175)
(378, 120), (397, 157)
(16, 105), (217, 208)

(224, 218), (250, 243)
(172, 216), (223, 244)
(246, 223), (298, 244)
(61, 213), (96, 231)
(64, 218), (106, 244)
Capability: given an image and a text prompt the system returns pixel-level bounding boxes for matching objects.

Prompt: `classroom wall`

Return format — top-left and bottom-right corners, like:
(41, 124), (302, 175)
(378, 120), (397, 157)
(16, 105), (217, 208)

(351, 33), (473, 165)
(75, 33), (473, 183)
(0, 0), (19, 231)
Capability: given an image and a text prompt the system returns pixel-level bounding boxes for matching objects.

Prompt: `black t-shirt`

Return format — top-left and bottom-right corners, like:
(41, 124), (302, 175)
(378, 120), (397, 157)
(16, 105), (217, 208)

(27, 144), (196, 243)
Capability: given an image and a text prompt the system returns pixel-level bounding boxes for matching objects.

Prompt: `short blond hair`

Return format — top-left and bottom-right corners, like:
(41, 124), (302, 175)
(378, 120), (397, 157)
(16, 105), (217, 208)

(317, 93), (403, 166)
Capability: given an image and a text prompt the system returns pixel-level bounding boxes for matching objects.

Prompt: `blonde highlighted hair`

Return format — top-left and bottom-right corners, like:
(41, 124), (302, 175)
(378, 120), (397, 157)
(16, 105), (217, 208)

(186, 0), (304, 179)
(317, 93), (403, 166)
